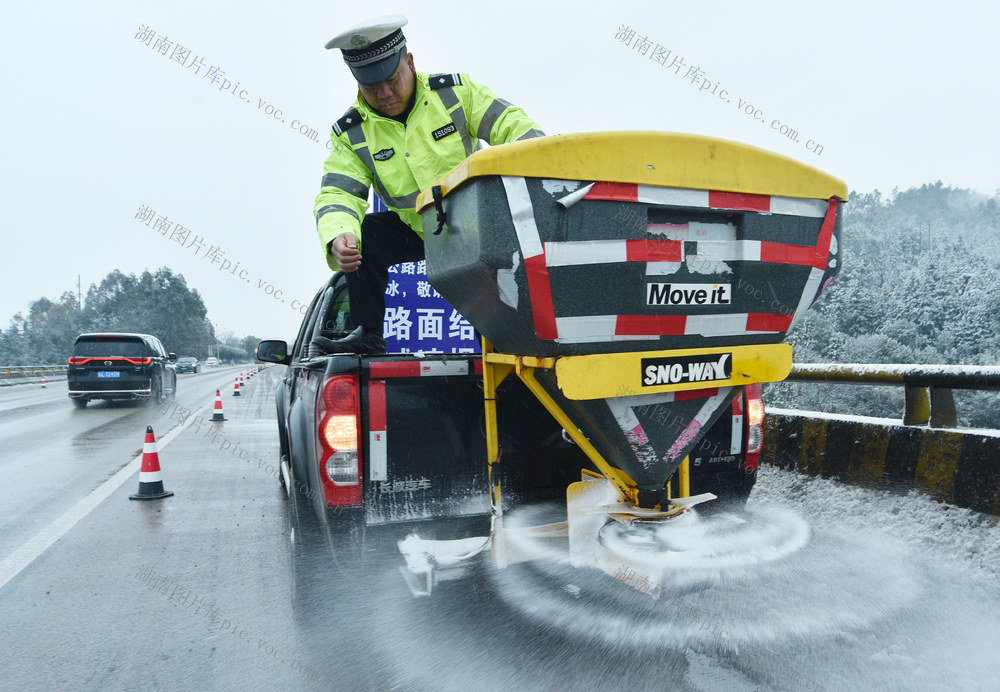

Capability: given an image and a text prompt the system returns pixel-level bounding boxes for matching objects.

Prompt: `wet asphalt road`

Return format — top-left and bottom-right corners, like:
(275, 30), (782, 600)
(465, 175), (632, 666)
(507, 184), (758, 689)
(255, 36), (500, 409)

(1, 369), (999, 691)
(0, 367), (315, 689)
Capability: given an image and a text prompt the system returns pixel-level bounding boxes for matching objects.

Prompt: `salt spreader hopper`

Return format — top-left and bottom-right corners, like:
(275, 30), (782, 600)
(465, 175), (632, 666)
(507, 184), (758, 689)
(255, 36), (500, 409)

(416, 131), (847, 517)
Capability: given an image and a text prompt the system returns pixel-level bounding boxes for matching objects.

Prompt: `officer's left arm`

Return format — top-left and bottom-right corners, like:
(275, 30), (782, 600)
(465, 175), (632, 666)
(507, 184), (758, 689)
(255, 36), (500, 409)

(460, 77), (545, 145)
(314, 127), (373, 271)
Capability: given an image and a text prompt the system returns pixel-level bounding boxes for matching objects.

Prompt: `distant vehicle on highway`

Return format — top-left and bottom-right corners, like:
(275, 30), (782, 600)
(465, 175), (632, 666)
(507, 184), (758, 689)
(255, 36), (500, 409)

(205, 357), (220, 367)
(175, 357), (201, 374)
(67, 332), (177, 408)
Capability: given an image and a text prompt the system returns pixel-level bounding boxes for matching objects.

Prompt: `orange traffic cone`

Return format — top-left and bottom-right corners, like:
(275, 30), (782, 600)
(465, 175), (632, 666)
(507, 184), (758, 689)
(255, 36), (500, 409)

(40, 376), (46, 388)
(238, 373), (245, 388)
(211, 389), (227, 421)
(233, 378), (241, 397)
(129, 426), (174, 500)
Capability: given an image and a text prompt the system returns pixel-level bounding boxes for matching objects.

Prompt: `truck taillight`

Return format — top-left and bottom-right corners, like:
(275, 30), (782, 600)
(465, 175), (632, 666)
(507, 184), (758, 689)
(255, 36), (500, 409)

(744, 383), (765, 469)
(316, 375), (362, 506)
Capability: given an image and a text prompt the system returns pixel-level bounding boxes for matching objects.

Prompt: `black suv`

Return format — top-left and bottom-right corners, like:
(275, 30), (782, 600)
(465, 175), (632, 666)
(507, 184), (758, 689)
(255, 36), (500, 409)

(67, 333), (177, 408)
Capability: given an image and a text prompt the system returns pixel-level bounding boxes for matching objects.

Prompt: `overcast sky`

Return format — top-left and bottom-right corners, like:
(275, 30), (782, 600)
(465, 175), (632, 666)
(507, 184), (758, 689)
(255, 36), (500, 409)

(1, 0), (997, 341)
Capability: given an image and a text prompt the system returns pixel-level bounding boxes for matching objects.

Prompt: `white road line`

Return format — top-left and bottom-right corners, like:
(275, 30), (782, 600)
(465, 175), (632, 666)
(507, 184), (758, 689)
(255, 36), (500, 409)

(0, 402), (211, 591)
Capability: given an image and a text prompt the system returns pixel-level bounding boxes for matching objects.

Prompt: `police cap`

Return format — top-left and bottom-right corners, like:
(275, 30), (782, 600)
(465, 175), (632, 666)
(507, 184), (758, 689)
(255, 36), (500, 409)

(325, 15), (408, 86)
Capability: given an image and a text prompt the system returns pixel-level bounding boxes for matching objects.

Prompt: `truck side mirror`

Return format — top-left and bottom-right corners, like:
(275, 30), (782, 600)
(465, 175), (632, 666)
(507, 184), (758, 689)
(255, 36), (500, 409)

(168, 353), (178, 361)
(256, 340), (289, 364)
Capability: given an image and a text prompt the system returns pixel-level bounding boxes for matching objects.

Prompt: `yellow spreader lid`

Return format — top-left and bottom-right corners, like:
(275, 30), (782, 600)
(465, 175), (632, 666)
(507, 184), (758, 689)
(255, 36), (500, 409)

(416, 131), (848, 212)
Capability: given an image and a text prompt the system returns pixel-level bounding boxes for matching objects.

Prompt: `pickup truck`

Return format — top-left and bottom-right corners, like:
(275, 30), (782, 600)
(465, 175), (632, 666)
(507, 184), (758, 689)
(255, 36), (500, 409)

(256, 267), (765, 564)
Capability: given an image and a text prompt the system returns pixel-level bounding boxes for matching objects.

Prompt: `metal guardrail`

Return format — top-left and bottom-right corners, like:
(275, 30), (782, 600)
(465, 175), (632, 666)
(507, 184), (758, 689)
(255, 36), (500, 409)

(0, 365), (69, 372)
(787, 363), (1000, 428)
(0, 365), (69, 381)
(765, 362), (1000, 516)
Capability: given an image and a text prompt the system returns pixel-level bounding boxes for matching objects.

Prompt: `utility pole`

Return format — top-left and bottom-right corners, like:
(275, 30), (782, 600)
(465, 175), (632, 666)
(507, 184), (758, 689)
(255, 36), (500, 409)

(77, 275), (82, 308)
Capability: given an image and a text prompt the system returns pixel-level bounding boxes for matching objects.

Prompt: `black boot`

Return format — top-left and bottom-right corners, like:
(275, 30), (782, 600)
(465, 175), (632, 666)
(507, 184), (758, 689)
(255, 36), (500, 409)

(310, 326), (387, 355)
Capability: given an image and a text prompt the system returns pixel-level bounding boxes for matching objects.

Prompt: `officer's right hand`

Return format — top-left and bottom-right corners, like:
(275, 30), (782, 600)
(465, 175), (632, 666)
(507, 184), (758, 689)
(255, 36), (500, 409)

(331, 232), (362, 272)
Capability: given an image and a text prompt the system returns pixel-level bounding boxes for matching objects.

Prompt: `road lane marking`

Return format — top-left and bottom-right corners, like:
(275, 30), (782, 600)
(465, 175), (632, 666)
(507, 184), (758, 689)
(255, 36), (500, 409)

(0, 402), (211, 591)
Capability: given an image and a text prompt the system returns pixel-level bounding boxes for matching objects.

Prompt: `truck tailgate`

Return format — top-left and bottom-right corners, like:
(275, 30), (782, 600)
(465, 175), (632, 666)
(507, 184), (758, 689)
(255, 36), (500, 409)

(362, 356), (490, 525)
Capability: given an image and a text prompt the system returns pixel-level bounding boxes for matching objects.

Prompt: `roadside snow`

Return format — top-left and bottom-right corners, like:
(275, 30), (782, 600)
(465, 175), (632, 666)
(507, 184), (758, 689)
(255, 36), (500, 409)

(752, 463), (1000, 589)
(768, 407), (1000, 437)
(767, 406), (904, 427)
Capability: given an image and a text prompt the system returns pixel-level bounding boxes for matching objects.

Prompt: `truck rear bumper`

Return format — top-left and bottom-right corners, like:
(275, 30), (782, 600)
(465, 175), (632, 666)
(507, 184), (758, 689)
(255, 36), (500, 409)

(322, 507), (490, 546)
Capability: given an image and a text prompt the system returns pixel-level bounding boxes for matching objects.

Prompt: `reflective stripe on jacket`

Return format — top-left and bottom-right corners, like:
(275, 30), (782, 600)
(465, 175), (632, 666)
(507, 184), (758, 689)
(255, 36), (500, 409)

(314, 71), (544, 270)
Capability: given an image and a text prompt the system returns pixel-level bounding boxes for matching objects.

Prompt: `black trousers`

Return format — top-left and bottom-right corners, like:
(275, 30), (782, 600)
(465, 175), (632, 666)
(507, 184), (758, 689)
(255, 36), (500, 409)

(345, 211), (425, 331)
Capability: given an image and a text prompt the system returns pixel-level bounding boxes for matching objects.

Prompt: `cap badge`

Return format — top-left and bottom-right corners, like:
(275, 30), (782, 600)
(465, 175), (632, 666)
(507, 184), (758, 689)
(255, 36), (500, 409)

(350, 34), (370, 48)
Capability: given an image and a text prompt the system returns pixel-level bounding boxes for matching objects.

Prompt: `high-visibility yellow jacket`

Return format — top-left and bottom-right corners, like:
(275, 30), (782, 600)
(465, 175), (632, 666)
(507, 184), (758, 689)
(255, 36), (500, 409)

(314, 71), (544, 270)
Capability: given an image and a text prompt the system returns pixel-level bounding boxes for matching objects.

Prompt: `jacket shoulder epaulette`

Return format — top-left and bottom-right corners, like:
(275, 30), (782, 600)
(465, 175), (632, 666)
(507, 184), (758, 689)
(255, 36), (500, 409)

(333, 107), (362, 136)
(428, 73), (462, 90)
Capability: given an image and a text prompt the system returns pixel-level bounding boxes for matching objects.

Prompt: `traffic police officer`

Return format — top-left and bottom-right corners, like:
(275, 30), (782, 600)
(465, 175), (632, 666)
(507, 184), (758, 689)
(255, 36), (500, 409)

(313, 15), (544, 354)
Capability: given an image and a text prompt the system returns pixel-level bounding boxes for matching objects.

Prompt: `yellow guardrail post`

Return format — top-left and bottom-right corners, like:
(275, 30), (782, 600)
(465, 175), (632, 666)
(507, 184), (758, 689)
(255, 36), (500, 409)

(904, 386), (930, 425)
(929, 387), (957, 428)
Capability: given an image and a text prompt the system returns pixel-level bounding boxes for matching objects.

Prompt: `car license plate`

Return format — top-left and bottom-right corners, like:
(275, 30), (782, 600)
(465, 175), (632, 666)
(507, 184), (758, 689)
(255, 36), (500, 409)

(97, 371), (120, 378)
